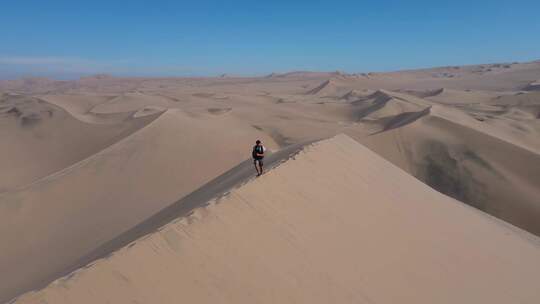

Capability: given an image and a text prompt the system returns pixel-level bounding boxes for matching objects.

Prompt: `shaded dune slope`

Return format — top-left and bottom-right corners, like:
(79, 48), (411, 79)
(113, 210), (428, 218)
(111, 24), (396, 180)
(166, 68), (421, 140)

(0, 109), (278, 303)
(339, 89), (374, 101)
(524, 80), (540, 91)
(305, 79), (342, 96)
(489, 91), (540, 119)
(350, 90), (432, 132)
(346, 90), (540, 235)
(359, 110), (540, 235)
(15, 135), (540, 304)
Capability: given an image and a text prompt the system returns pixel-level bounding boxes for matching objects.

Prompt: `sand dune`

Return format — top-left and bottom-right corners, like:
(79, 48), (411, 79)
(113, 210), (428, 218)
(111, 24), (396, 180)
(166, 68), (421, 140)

(350, 90), (431, 132)
(0, 93), (157, 192)
(418, 88), (499, 104)
(338, 88), (540, 235)
(339, 88), (374, 101)
(0, 109), (277, 303)
(90, 92), (171, 114)
(305, 79), (343, 96)
(489, 91), (540, 118)
(359, 106), (540, 235)
(524, 79), (540, 91)
(0, 78), (73, 94)
(37, 94), (130, 124)
(13, 135), (540, 304)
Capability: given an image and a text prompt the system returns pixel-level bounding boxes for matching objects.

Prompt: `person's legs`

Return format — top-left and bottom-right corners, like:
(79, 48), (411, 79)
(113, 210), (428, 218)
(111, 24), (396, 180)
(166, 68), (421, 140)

(253, 159), (261, 175)
(258, 159), (264, 175)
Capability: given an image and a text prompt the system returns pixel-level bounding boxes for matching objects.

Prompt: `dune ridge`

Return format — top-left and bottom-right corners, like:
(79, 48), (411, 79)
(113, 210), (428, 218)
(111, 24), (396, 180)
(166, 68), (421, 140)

(339, 89), (374, 101)
(305, 79), (342, 96)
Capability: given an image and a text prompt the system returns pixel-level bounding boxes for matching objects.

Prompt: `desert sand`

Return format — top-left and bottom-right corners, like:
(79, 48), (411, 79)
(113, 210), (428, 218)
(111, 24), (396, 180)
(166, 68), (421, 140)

(12, 135), (540, 304)
(1, 60), (540, 303)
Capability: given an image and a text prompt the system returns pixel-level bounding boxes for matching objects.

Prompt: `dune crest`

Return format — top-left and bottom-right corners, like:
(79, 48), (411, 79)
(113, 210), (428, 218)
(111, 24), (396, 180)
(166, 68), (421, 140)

(339, 88), (374, 101)
(305, 79), (341, 96)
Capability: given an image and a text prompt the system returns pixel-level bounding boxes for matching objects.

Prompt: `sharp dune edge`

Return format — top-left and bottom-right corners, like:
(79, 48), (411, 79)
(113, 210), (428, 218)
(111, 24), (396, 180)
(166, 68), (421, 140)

(1, 60), (540, 303)
(13, 135), (540, 304)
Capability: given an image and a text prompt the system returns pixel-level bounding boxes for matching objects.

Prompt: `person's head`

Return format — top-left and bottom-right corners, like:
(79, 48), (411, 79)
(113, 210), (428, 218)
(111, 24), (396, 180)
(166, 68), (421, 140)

(256, 140), (261, 145)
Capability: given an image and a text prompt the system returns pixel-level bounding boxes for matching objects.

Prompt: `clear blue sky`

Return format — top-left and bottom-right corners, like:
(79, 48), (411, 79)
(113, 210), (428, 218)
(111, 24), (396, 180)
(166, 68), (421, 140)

(1, 0), (539, 78)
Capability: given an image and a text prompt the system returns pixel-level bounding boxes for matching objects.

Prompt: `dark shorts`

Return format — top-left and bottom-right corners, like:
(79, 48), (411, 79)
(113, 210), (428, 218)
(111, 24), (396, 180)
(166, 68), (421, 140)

(253, 158), (264, 166)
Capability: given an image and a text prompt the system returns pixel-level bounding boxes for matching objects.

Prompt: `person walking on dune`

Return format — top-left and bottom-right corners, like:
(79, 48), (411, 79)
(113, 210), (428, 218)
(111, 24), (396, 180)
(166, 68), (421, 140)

(252, 140), (266, 176)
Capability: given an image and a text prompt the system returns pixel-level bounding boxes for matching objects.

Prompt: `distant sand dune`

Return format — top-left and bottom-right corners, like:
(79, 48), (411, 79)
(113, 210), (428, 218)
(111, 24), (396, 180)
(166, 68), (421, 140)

(133, 106), (166, 118)
(339, 88), (374, 101)
(524, 80), (540, 91)
(0, 93), (157, 192)
(359, 108), (540, 235)
(351, 91), (430, 131)
(489, 91), (540, 119)
(305, 79), (342, 96)
(90, 92), (171, 114)
(39, 94), (142, 124)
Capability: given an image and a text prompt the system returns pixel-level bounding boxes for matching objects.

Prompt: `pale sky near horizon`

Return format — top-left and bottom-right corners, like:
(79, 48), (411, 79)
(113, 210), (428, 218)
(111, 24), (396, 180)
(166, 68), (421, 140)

(1, 0), (539, 79)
